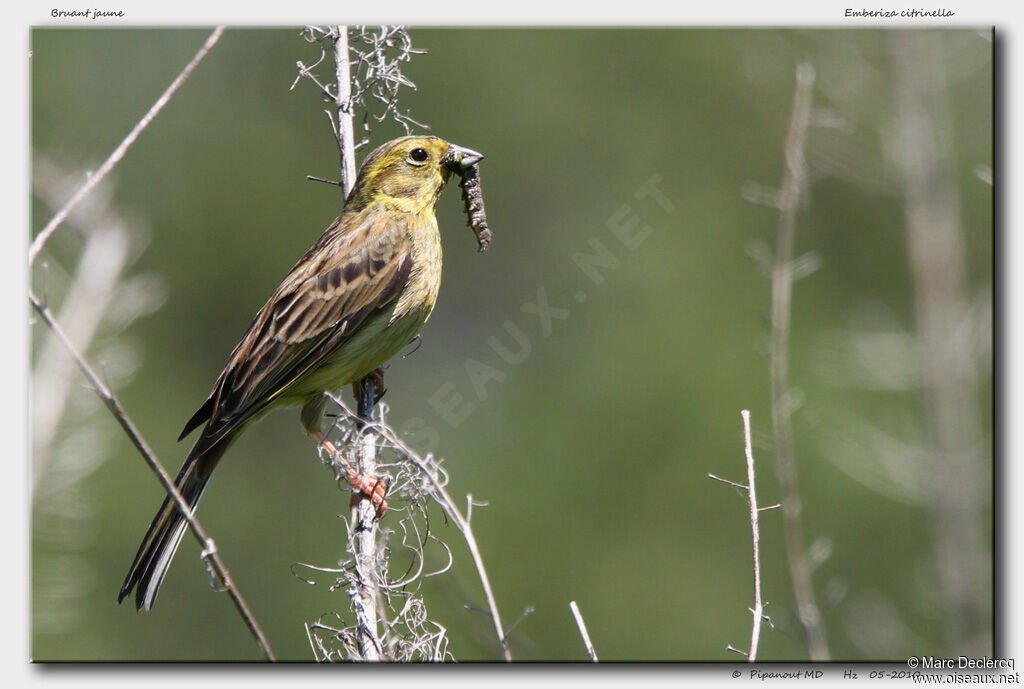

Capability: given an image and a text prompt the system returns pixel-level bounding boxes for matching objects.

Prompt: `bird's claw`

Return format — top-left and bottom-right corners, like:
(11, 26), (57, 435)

(348, 474), (389, 519)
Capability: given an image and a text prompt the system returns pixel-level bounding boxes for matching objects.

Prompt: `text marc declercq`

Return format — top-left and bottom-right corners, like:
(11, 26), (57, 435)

(918, 657), (1015, 670)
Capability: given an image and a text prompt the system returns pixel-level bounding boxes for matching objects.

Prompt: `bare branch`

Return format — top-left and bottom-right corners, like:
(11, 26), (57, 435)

(569, 601), (598, 662)
(306, 174), (341, 187)
(741, 410), (766, 663)
(709, 410), (772, 662)
(331, 27), (358, 197)
(350, 424), (382, 661)
(29, 27), (225, 265)
(767, 62), (830, 661)
(28, 290), (275, 661)
(707, 473), (748, 491)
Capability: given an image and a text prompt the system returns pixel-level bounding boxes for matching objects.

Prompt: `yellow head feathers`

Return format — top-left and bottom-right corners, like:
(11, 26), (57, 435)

(347, 136), (482, 214)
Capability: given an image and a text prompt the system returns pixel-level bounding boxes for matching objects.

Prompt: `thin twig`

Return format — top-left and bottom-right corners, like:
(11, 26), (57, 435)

(727, 644), (749, 657)
(708, 473), (748, 491)
(569, 601), (598, 662)
(768, 62), (830, 661)
(741, 410), (765, 663)
(413, 466), (511, 660)
(332, 26), (358, 198)
(709, 410), (772, 662)
(28, 290), (275, 661)
(29, 27), (225, 265)
(351, 422), (382, 661)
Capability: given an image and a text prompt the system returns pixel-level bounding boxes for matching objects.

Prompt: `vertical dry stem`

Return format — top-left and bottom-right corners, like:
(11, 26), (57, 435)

(569, 601), (598, 662)
(332, 27), (358, 197)
(425, 488), (511, 660)
(331, 26), (381, 661)
(769, 62), (829, 661)
(890, 31), (989, 654)
(351, 428), (382, 661)
(710, 410), (776, 662)
(741, 410), (766, 663)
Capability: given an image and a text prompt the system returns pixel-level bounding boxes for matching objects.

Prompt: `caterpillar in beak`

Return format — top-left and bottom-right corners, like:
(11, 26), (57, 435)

(458, 163), (491, 252)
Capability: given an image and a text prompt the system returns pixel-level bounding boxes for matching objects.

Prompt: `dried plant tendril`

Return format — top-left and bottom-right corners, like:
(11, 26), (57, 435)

(458, 163), (491, 252)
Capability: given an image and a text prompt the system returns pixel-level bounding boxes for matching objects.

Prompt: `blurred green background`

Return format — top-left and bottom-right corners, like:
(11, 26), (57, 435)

(30, 28), (992, 661)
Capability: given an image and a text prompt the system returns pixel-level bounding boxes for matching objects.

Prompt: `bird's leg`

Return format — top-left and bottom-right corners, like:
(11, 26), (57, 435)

(311, 429), (389, 517)
(355, 375), (374, 429)
(351, 368), (387, 426)
(303, 389), (388, 518)
(351, 370), (388, 518)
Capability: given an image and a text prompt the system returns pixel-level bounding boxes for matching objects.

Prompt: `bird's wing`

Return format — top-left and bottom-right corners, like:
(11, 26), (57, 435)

(180, 212), (413, 445)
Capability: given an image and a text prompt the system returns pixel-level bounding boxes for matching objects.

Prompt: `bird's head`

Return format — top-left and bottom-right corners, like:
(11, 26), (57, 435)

(347, 135), (483, 214)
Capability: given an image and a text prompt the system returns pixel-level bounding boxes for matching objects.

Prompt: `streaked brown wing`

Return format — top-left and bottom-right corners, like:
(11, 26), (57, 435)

(180, 212), (412, 445)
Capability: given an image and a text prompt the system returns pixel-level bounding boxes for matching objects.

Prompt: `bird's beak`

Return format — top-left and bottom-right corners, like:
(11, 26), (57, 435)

(446, 144), (484, 170)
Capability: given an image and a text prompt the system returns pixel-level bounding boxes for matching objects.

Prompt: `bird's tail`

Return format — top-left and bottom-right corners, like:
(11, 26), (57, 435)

(118, 430), (234, 611)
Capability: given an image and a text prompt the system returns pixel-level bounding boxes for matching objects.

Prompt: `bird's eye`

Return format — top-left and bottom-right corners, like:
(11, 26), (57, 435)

(408, 147), (429, 163)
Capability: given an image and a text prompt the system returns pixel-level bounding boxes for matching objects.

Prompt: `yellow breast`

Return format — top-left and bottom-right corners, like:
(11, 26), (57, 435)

(393, 211), (443, 324)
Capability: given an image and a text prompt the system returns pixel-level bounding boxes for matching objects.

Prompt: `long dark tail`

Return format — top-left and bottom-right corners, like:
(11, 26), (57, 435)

(118, 429), (234, 611)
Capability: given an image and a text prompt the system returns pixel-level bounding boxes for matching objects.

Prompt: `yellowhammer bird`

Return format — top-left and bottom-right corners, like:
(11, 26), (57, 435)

(119, 135), (484, 611)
